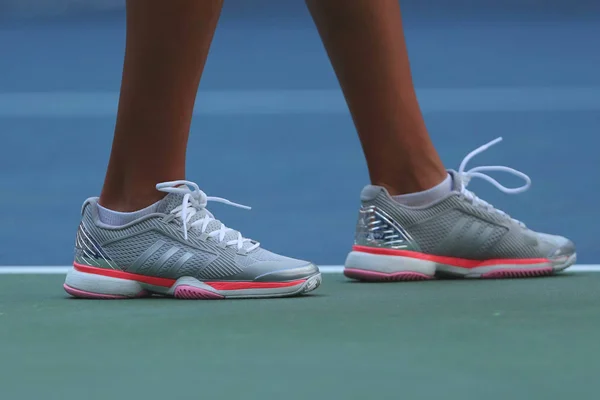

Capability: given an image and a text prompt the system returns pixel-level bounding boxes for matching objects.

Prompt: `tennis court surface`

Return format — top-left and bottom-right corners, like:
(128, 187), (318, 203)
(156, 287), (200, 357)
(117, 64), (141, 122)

(0, 268), (599, 400)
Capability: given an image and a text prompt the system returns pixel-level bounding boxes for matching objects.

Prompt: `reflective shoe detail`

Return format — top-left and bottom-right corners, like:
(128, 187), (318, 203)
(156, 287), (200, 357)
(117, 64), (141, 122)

(354, 205), (419, 251)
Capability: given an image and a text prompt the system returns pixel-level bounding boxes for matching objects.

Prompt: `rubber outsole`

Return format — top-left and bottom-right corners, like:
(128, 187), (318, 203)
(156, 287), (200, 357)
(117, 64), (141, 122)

(64, 271), (322, 300)
(344, 250), (576, 282)
(343, 269), (433, 282)
(343, 266), (557, 281)
(479, 267), (554, 279)
(63, 284), (150, 299)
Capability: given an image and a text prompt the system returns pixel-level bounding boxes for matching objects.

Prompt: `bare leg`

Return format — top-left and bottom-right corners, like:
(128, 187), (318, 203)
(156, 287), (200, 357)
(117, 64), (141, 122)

(100, 0), (223, 211)
(306, 0), (446, 195)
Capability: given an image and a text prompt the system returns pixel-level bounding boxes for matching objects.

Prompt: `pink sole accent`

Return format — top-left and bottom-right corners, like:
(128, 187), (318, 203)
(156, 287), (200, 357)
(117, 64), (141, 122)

(344, 268), (433, 282)
(480, 267), (554, 279)
(174, 285), (225, 300)
(63, 284), (150, 299)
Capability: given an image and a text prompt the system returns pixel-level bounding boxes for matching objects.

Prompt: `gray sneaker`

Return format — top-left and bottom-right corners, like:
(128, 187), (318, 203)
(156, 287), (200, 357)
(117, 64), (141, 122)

(344, 138), (576, 280)
(64, 180), (321, 299)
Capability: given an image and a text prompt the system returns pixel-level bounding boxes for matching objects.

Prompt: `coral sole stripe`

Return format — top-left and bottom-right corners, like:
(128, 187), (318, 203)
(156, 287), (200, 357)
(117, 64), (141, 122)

(73, 263), (306, 290)
(74, 263), (176, 287)
(351, 245), (550, 269)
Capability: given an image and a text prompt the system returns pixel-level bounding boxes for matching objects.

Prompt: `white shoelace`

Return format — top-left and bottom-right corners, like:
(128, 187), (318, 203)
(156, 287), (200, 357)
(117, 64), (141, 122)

(156, 180), (260, 251)
(457, 137), (531, 226)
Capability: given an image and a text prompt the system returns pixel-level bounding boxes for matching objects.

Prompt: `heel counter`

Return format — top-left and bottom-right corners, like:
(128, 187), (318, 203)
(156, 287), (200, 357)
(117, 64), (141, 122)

(353, 204), (419, 251)
(74, 222), (88, 263)
(74, 221), (117, 269)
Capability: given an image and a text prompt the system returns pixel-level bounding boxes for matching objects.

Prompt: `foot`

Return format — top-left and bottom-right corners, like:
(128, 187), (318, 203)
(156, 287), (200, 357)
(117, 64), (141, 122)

(64, 180), (321, 299)
(344, 138), (576, 281)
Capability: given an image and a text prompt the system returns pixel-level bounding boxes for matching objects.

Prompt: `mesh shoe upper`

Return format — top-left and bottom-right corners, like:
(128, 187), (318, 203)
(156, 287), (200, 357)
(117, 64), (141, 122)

(354, 138), (575, 261)
(75, 182), (316, 282)
(357, 183), (573, 260)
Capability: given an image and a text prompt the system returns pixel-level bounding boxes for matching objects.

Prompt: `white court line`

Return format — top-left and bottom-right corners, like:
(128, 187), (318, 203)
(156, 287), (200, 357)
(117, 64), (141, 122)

(0, 265), (599, 274)
(1, 87), (600, 116)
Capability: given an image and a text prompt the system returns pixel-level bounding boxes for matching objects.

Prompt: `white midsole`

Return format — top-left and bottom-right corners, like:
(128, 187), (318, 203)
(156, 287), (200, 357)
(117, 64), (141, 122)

(65, 268), (144, 296)
(344, 251), (436, 276)
(64, 268), (318, 297)
(344, 251), (576, 278)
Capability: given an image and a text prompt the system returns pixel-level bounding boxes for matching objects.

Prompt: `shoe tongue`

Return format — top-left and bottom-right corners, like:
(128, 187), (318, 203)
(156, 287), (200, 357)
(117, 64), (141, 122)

(447, 170), (465, 192)
(157, 192), (189, 214)
(157, 192), (253, 249)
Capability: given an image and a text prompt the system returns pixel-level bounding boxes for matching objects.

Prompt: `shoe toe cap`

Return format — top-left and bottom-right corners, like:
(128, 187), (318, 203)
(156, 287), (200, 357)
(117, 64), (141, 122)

(234, 250), (320, 281)
(536, 232), (576, 259)
(550, 238), (576, 259)
(251, 261), (320, 282)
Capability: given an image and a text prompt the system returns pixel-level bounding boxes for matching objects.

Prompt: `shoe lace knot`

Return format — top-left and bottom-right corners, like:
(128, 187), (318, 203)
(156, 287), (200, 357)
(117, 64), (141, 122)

(155, 180), (260, 251)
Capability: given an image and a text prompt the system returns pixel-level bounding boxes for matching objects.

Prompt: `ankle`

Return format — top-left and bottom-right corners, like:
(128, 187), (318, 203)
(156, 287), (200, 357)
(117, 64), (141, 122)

(99, 187), (166, 212)
(97, 200), (161, 226)
(390, 173), (452, 207)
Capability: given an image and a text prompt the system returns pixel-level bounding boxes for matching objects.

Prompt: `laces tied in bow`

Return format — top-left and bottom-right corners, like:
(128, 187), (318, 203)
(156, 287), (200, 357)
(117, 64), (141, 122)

(155, 180), (258, 251)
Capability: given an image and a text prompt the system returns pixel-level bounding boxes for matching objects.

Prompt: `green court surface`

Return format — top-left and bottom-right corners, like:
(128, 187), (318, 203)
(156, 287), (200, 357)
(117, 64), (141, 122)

(0, 273), (598, 400)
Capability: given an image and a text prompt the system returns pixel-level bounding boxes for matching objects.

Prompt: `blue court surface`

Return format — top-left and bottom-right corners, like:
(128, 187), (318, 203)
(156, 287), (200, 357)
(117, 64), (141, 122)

(0, 0), (599, 268)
